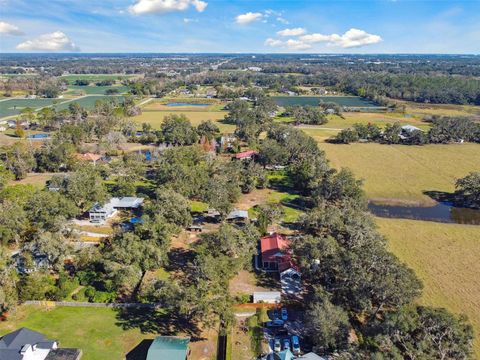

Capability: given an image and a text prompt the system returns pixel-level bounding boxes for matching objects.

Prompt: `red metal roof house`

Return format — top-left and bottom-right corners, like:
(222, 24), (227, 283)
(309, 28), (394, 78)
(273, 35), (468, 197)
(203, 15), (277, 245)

(234, 150), (258, 160)
(260, 233), (292, 270)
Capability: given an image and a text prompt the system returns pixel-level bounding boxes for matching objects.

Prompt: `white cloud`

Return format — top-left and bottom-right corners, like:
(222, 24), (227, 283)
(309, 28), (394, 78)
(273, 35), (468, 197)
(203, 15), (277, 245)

(183, 17), (198, 23)
(0, 21), (24, 36)
(286, 39), (311, 50)
(277, 27), (306, 37)
(16, 31), (79, 52)
(300, 28), (382, 48)
(276, 17), (289, 25)
(265, 28), (381, 51)
(264, 38), (283, 47)
(129, 0), (207, 15)
(235, 12), (263, 25)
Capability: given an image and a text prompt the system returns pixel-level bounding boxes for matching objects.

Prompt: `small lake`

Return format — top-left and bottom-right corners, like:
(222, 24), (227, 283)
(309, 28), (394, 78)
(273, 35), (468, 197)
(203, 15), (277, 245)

(166, 102), (210, 107)
(368, 201), (480, 225)
(272, 96), (379, 108)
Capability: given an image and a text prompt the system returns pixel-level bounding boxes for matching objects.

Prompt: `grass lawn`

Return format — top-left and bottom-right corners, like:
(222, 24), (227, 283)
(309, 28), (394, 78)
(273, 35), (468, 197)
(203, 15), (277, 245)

(65, 85), (130, 95)
(377, 218), (480, 357)
(59, 74), (137, 84)
(0, 306), (153, 360)
(317, 142), (480, 205)
(132, 110), (234, 133)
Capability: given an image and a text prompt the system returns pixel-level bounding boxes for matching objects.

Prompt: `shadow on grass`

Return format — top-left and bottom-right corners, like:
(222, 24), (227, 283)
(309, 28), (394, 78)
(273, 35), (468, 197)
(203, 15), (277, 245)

(115, 307), (205, 341)
(126, 339), (153, 360)
(423, 190), (457, 204)
(255, 271), (280, 290)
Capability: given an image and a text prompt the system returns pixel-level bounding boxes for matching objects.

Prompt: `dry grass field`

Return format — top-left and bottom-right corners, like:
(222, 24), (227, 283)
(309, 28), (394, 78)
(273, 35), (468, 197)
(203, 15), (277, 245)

(316, 142), (480, 205)
(377, 218), (480, 357)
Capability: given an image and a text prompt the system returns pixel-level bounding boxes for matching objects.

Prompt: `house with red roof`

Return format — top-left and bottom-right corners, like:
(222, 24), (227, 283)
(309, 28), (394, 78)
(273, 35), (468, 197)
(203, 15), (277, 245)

(76, 153), (102, 165)
(260, 233), (302, 295)
(234, 150), (257, 160)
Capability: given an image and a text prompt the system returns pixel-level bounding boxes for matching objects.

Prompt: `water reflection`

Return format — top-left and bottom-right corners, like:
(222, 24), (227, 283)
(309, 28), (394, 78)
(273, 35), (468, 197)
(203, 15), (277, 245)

(368, 201), (480, 225)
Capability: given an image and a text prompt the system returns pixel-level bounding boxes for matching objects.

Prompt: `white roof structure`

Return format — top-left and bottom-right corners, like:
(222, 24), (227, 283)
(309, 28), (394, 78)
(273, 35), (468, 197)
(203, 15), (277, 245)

(226, 209), (249, 220)
(253, 291), (281, 304)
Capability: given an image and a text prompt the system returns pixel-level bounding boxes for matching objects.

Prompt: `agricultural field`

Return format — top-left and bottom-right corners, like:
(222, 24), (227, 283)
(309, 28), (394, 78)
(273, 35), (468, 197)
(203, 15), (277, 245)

(377, 218), (480, 357)
(133, 102), (233, 132)
(53, 95), (125, 112)
(317, 142), (480, 205)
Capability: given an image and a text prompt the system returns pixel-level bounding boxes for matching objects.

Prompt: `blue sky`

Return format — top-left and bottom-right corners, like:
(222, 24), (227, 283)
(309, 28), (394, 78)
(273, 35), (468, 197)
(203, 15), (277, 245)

(1, 0), (479, 53)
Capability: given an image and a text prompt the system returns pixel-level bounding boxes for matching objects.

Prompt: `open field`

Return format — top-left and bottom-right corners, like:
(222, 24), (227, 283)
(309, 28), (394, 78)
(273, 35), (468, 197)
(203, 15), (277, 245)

(317, 142), (480, 205)
(0, 305), (218, 360)
(60, 74), (137, 84)
(377, 218), (480, 357)
(0, 95), (125, 119)
(400, 101), (480, 118)
(133, 110), (234, 132)
(65, 85), (130, 95)
(272, 95), (379, 108)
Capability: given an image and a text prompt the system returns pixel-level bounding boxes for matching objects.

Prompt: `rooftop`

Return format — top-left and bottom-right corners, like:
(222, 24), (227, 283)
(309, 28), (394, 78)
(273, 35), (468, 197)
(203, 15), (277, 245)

(146, 336), (190, 360)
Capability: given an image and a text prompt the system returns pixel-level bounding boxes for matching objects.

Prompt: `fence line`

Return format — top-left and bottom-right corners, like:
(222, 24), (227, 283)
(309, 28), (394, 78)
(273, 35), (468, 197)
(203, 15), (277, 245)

(23, 300), (162, 309)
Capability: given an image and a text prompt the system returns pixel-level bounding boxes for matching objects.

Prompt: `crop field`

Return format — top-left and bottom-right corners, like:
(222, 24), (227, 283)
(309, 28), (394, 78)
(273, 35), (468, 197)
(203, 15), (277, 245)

(317, 142), (480, 205)
(377, 218), (480, 357)
(65, 85), (130, 95)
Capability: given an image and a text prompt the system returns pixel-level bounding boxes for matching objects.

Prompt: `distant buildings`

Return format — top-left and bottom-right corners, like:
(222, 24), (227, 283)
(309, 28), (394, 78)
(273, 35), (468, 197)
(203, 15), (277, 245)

(0, 327), (82, 360)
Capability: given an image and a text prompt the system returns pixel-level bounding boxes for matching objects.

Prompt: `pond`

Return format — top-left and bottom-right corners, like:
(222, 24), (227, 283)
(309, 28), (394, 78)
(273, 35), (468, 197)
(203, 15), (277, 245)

(272, 96), (379, 108)
(368, 201), (480, 225)
(166, 102), (210, 107)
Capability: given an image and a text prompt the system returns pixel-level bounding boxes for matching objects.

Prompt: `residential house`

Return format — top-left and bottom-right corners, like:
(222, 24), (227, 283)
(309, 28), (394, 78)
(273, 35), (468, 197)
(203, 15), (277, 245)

(234, 150), (257, 160)
(0, 327), (82, 360)
(89, 197), (144, 223)
(260, 233), (302, 295)
(146, 336), (190, 360)
(75, 153), (102, 166)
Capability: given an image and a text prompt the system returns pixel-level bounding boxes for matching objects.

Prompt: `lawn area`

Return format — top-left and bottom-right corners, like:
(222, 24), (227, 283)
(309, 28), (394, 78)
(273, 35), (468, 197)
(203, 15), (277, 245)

(132, 110), (234, 133)
(401, 101), (480, 118)
(322, 112), (430, 130)
(317, 142), (480, 205)
(376, 218), (480, 357)
(0, 306), (153, 360)
(8, 172), (58, 188)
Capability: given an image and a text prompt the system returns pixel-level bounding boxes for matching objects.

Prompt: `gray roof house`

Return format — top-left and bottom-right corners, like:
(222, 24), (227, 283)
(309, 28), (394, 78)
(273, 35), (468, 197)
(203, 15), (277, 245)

(226, 209), (249, 222)
(0, 328), (82, 360)
(89, 197), (144, 223)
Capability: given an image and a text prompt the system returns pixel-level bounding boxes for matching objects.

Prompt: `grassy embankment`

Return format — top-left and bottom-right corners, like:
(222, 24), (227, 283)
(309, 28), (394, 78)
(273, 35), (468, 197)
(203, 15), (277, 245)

(377, 218), (480, 358)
